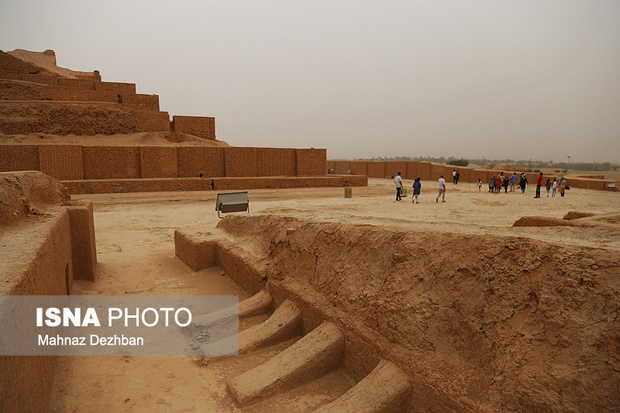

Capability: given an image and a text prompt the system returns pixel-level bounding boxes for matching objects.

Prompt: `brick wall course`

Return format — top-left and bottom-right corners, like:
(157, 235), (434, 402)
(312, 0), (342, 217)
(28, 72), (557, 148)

(366, 162), (386, 178)
(213, 175), (367, 190)
(123, 94), (160, 110)
(225, 147), (258, 177)
(39, 145), (83, 180)
(135, 111), (170, 132)
(405, 162), (418, 179)
(172, 115), (215, 140)
(0, 145), (40, 172)
(62, 175), (367, 194)
(333, 161), (350, 175)
(349, 161), (368, 176)
(95, 82), (136, 95)
(177, 147), (225, 177)
(385, 162), (408, 178)
(296, 149), (326, 176)
(48, 87), (117, 103)
(82, 146), (140, 179)
(257, 148), (296, 176)
(140, 146), (177, 178)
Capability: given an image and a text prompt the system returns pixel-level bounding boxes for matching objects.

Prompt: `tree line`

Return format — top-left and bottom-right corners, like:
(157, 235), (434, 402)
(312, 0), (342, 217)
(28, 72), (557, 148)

(344, 156), (618, 171)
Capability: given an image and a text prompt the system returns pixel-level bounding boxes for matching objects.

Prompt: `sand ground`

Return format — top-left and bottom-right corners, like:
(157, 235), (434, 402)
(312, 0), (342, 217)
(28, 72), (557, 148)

(48, 178), (620, 412)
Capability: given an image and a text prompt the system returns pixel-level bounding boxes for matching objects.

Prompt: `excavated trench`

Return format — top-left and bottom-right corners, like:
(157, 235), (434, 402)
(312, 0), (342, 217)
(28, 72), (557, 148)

(176, 214), (620, 412)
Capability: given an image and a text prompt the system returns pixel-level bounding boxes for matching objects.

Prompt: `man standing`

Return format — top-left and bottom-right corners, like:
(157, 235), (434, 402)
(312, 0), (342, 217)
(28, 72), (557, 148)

(535, 172), (543, 198)
(510, 172), (518, 192)
(436, 174), (446, 202)
(394, 172), (404, 201)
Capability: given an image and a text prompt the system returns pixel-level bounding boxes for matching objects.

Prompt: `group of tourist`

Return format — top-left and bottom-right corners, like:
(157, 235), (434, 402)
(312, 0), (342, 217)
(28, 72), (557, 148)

(394, 171), (570, 202)
(480, 171), (569, 198)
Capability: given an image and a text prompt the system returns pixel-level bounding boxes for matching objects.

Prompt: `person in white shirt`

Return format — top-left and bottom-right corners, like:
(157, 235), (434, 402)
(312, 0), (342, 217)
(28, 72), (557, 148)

(394, 172), (404, 201)
(552, 179), (558, 197)
(436, 174), (446, 202)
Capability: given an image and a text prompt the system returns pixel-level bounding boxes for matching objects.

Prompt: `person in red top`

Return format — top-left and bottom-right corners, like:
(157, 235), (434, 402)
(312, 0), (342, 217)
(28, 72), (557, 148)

(535, 172), (543, 198)
(496, 174), (502, 193)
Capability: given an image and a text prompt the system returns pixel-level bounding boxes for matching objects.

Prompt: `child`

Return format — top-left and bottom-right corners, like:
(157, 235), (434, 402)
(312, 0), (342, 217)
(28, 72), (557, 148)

(412, 177), (421, 203)
(552, 179), (557, 197)
(477, 178), (482, 192)
(545, 179), (551, 197)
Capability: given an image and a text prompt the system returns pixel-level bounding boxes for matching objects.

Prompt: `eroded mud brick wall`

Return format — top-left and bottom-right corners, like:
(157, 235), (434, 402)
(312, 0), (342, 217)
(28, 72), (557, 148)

(0, 50), (59, 84)
(82, 147), (141, 179)
(172, 115), (215, 140)
(0, 212), (73, 412)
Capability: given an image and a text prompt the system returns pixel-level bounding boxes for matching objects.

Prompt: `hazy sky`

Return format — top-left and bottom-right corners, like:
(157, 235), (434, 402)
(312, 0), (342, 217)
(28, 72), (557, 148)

(1, 1), (619, 162)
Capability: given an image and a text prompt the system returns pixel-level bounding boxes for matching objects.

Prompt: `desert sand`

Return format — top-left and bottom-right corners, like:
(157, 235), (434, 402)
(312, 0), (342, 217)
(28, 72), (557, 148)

(46, 178), (619, 412)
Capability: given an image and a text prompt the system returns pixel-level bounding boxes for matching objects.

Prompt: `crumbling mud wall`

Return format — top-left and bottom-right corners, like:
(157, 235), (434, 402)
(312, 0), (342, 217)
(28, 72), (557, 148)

(214, 215), (620, 412)
(0, 171), (97, 412)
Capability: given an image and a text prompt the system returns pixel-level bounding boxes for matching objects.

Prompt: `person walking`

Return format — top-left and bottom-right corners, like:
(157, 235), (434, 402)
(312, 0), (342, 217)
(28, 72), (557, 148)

(489, 176), (494, 193)
(412, 177), (421, 203)
(559, 177), (568, 197)
(477, 178), (482, 192)
(519, 174), (528, 193)
(496, 174), (503, 193)
(552, 178), (558, 197)
(394, 172), (404, 201)
(545, 179), (552, 197)
(452, 169), (457, 184)
(436, 174), (446, 202)
(535, 172), (543, 198)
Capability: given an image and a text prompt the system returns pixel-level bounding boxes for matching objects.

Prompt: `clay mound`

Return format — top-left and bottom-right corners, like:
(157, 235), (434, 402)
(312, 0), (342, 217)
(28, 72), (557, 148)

(0, 171), (69, 225)
(563, 211), (595, 220)
(513, 216), (599, 227)
(7, 49), (96, 80)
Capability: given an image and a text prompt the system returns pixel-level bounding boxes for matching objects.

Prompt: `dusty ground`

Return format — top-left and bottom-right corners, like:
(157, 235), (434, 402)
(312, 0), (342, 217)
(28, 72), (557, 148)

(48, 178), (620, 412)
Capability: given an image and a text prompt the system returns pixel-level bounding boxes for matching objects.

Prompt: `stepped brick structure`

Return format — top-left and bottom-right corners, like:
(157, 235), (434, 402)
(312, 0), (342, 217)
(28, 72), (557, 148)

(0, 49), (361, 192)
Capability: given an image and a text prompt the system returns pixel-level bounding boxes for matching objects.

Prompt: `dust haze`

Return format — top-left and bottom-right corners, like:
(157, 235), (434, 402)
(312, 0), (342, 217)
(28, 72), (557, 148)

(1, 0), (618, 162)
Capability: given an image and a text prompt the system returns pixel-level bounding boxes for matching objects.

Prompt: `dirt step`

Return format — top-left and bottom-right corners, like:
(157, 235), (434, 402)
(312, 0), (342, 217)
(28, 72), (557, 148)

(239, 299), (302, 354)
(315, 359), (411, 413)
(227, 321), (345, 406)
